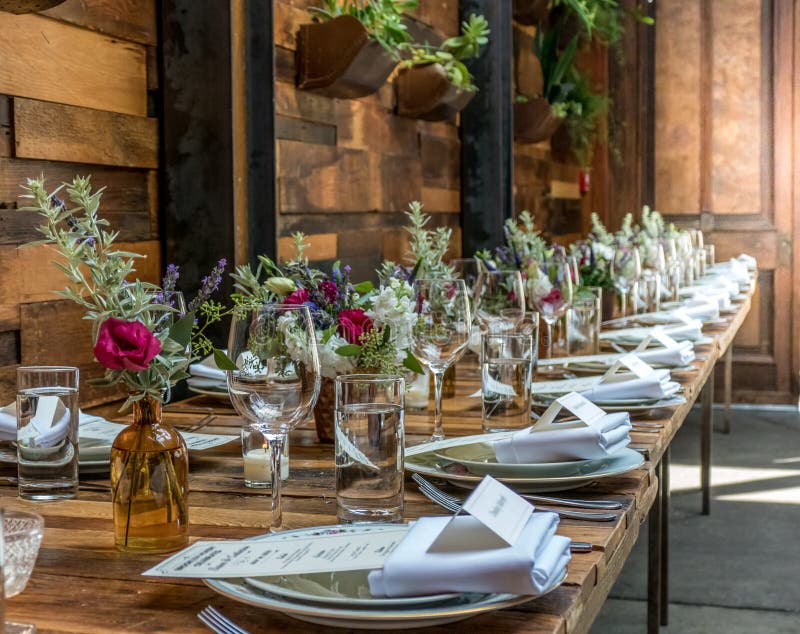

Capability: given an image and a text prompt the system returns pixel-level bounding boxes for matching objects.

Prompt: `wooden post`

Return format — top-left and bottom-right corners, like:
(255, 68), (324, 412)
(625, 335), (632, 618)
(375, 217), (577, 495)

(459, 0), (513, 255)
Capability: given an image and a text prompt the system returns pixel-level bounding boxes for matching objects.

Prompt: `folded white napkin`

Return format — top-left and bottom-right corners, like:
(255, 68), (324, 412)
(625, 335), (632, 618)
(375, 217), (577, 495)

(634, 341), (695, 367)
(581, 369), (679, 402)
(737, 253), (757, 271)
(0, 403), (103, 443)
(495, 412), (630, 463)
(600, 321), (704, 344)
(676, 299), (720, 321)
(188, 353), (226, 382)
(367, 513), (571, 597)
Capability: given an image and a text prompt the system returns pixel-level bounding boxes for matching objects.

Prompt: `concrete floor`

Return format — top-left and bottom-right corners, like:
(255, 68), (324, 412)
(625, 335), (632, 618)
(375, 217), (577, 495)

(590, 406), (800, 633)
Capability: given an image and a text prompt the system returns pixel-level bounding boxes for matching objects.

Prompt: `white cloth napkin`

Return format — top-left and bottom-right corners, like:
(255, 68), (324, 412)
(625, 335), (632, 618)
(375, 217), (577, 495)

(600, 321), (704, 344)
(676, 299), (720, 321)
(634, 341), (695, 367)
(495, 412), (631, 463)
(367, 513), (571, 597)
(737, 253), (757, 271)
(1, 400), (72, 447)
(581, 369), (679, 402)
(188, 353), (226, 382)
(0, 403), (104, 443)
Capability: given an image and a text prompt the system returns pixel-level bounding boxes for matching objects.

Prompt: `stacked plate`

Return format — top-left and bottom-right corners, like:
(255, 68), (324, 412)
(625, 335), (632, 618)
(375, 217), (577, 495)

(404, 433), (644, 493)
(204, 524), (556, 629)
(187, 354), (228, 399)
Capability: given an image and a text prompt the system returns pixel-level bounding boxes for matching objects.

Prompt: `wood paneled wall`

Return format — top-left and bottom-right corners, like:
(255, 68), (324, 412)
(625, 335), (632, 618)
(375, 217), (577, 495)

(0, 1), (160, 406)
(273, 1), (462, 280)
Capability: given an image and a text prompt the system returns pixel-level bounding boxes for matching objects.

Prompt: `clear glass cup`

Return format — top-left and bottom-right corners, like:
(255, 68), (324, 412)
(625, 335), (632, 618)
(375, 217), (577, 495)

(611, 243), (641, 318)
(481, 333), (534, 433)
(241, 424), (290, 488)
(527, 254), (573, 360)
(640, 268), (661, 313)
(472, 270), (526, 333)
(0, 509), (44, 634)
(15, 366), (79, 501)
(335, 374), (404, 523)
(704, 244), (716, 268)
(227, 304), (321, 531)
(568, 295), (600, 356)
(412, 279), (472, 441)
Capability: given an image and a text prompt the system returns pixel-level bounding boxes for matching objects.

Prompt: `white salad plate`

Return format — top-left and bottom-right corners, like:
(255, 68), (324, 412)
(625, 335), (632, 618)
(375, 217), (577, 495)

(204, 524), (561, 629)
(405, 434), (644, 493)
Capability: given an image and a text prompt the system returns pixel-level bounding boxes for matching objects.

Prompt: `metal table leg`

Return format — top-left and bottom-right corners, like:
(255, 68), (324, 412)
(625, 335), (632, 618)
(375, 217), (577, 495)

(647, 459), (663, 634)
(660, 447), (670, 626)
(722, 346), (733, 434)
(701, 371), (714, 515)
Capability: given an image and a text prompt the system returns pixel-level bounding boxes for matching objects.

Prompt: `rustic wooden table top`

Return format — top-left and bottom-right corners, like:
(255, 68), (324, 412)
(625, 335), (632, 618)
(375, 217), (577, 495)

(0, 293), (752, 634)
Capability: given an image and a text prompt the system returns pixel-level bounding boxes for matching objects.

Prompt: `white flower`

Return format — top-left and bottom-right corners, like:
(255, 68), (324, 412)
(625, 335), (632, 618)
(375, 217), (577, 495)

(526, 273), (552, 301)
(279, 315), (355, 378)
(593, 242), (614, 262)
(365, 280), (417, 362)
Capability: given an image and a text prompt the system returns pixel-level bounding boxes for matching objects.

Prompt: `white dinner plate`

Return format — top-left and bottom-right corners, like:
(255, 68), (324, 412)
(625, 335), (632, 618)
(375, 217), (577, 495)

(434, 443), (600, 478)
(0, 438), (111, 473)
(531, 395), (686, 412)
(405, 435), (644, 493)
(205, 524), (560, 629)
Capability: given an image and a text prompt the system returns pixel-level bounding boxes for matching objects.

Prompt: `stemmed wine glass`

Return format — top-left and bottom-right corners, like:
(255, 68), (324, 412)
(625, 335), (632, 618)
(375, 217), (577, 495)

(526, 255), (573, 360)
(227, 304), (321, 531)
(412, 279), (472, 441)
(472, 270), (526, 333)
(611, 242), (641, 318)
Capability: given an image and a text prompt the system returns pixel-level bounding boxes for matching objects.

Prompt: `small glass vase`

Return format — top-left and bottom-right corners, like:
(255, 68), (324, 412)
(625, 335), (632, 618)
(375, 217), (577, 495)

(313, 377), (336, 443)
(110, 394), (189, 552)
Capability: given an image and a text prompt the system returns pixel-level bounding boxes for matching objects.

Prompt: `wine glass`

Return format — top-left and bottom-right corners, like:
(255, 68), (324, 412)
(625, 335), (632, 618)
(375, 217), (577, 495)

(412, 279), (472, 441)
(611, 243), (641, 318)
(0, 509), (44, 634)
(526, 255), (573, 360)
(472, 270), (526, 333)
(449, 258), (483, 293)
(227, 304), (321, 531)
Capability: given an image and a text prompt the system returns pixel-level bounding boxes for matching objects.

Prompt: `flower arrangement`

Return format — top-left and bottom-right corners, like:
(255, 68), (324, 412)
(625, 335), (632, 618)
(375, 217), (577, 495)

(20, 176), (227, 406)
(569, 212), (615, 289)
(231, 233), (421, 378)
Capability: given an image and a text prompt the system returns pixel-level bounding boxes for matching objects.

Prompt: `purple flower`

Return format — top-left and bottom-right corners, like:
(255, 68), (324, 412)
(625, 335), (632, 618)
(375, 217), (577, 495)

(188, 258), (227, 312)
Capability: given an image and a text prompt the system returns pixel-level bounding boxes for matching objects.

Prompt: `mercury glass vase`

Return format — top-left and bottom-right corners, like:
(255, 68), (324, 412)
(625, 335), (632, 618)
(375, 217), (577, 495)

(110, 394), (189, 552)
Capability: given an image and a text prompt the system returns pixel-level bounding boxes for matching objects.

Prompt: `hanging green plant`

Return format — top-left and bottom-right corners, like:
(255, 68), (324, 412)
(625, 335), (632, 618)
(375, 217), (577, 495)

(553, 68), (608, 167)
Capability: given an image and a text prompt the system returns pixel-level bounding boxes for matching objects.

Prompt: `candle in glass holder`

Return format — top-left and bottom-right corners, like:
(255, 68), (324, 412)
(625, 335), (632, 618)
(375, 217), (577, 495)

(241, 425), (289, 487)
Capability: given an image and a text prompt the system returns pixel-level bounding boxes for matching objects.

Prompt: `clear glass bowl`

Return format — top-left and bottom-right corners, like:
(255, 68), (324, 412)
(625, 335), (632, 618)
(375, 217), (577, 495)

(4, 510), (44, 598)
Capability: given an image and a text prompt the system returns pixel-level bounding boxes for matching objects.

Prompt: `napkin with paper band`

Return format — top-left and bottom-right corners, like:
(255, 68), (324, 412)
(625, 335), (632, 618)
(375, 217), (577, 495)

(580, 369), (679, 403)
(634, 341), (695, 367)
(600, 321), (704, 344)
(738, 253), (757, 271)
(188, 353), (226, 382)
(495, 411), (631, 463)
(676, 299), (720, 321)
(0, 401), (82, 446)
(368, 513), (571, 597)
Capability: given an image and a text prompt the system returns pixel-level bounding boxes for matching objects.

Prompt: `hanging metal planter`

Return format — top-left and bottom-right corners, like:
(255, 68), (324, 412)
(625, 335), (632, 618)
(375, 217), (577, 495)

(0, 0), (65, 14)
(395, 63), (475, 122)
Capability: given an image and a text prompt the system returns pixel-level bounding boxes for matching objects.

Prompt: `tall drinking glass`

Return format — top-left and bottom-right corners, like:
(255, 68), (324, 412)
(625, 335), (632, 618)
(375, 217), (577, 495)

(335, 375), (404, 522)
(16, 367), (79, 501)
(0, 509), (44, 634)
(412, 279), (472, 441)
(526, 256), (573, 360)
(227, 304), (321, 531)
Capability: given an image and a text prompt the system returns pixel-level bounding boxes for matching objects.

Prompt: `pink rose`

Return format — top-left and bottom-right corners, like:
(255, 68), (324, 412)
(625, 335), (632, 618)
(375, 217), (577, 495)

(320, 280), (338, 304)
(284, 288), (309, 305)
(93, 318), (162, 371)
(337, 309), (373, 344)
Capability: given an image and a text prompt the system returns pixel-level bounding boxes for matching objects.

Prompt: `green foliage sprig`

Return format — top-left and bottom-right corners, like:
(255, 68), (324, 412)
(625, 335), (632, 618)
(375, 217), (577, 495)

(310, 0), (418, 59)
(533, 27), (579, 117)
(402, 14), (490, 91)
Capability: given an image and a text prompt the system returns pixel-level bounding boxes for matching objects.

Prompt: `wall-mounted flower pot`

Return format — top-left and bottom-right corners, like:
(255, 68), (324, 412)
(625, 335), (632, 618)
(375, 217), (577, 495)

(513, 0), (550, 25)
(296, 15), (397, 99)
(395, 63), (475, 121)
(0, 0), (65, 13)
(514, 97), (564, 144)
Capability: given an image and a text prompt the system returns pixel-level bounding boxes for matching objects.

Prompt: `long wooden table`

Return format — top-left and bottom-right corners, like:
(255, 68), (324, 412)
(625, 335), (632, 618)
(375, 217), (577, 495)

(0, 292), (751, 634)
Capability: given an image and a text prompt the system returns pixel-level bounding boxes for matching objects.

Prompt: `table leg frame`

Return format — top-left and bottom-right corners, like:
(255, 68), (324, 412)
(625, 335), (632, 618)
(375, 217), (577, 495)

(701, 370), (714, 515)
(647, 458), (663, 634)
(722, 346), (733, 434)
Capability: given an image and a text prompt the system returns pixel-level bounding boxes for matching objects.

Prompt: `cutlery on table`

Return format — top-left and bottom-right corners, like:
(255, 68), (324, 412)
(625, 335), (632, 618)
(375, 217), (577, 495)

(198, 606), (250, 634)
(412, 474), (618, 523)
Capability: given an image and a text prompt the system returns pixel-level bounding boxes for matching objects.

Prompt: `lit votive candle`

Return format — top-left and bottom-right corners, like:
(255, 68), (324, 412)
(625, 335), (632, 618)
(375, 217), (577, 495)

(241, 426), (290, 488)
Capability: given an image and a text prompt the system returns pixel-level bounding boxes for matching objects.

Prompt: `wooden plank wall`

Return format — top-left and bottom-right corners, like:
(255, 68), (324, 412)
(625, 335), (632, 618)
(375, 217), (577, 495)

(273, 1), (462, 280)
(0, 1), (160, 406)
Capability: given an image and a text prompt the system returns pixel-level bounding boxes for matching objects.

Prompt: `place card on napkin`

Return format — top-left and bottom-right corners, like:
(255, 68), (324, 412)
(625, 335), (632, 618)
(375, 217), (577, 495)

(651, 327), (681, 349)
(500, 393), (631, 463)
(603, 354), (656, 380)
(143, 526), (411, 578)
(368, 478), (571, 597)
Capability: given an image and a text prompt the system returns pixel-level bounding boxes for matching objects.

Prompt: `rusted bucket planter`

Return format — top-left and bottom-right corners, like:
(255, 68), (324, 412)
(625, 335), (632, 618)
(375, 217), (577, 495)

(296, 15), (397, 99)
(0, 0), (65, 13)
(513, 0), (550, 25)
(514, 97), (564, 144)
(395, 63), (475, 121)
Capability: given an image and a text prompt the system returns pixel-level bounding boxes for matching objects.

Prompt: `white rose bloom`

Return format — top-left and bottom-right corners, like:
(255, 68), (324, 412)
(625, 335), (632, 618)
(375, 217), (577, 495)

(527, 274), (553, 301)
(593, 242), (614, 262)
(318, 333), (356, 378)
(366, 284), (417, 356)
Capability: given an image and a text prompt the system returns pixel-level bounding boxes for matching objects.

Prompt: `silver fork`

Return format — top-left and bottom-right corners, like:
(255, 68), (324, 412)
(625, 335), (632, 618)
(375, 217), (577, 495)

(412, 474), (618, 523)
(197, 606), (250, 634)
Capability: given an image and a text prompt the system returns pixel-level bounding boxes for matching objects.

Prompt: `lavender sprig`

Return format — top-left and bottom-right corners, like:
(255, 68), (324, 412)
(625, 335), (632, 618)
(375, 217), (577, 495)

(188, 258), (227, 312)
